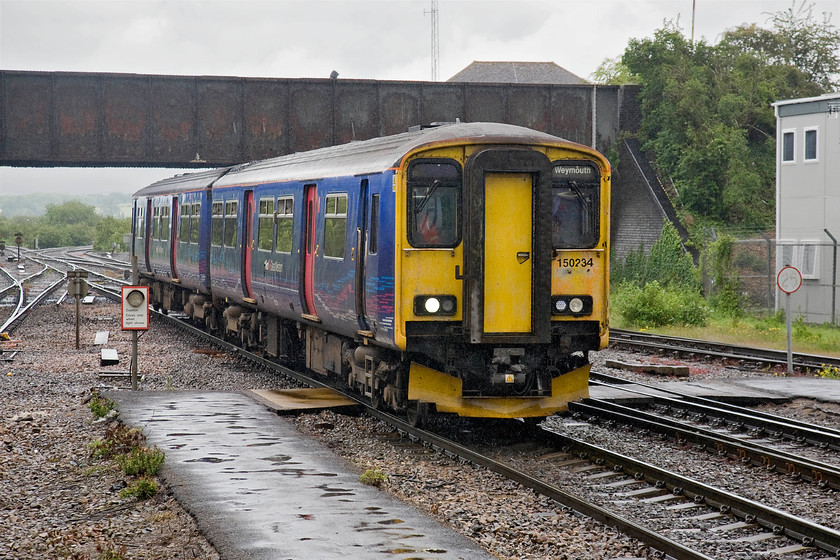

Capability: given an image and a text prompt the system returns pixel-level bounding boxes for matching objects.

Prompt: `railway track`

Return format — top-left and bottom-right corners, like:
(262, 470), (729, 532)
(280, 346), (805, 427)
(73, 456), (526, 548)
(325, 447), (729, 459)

(149, 309), (839, 559)
(610, 328), (840, 373)
(24, 249), (840, 558)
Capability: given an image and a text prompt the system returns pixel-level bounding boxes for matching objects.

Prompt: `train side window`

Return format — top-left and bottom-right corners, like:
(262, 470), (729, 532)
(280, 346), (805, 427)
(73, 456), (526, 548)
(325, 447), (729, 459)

(275, 197), (294, 254)
(160, 205), (170, 241)
(551, 163), (599, 249)
(136, 207), (145, 240)
(190, 202), (200, 244)
(211, 202), (223, 246)
(152, 206), (160, 240)
(407, 160), (461, 248)
(179, 203), (191, 243)
(258, 198), (274, 252)
(223, 201), (237, 247)
(369, 194), (380, 255)
(324, 193), (347, 259)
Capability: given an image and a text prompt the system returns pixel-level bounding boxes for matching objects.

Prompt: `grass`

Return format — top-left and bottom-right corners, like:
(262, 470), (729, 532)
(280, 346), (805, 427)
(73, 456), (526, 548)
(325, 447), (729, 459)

(610, 308), (840, 358)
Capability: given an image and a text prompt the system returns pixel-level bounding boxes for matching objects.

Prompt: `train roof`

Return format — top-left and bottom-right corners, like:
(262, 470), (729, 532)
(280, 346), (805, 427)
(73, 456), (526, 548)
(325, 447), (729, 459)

(133, 167), (232, 198)
(134, 122), (592, 196)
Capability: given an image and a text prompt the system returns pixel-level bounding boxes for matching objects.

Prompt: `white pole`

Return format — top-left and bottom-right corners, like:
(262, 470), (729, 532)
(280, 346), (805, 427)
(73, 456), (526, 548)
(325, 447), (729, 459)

(785, 293), (793, 375)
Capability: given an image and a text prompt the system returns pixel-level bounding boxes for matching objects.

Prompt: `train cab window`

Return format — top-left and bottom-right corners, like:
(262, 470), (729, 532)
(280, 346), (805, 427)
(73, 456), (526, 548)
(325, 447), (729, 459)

(258, 198), (274, 252)
(211, 202), (224, 246)
(223, 201), (237, 248)
(179, 204), (191, 244)
(275, 197), (294, 254)
(408, 161), (461, 248)
(324, 193), (347, 259)
(189, 202), (200, 244)
(551, 163), (599, 249)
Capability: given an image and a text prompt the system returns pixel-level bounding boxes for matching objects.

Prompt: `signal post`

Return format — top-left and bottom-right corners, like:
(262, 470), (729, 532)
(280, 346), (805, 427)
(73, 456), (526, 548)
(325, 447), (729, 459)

(122, 259), (149, 390)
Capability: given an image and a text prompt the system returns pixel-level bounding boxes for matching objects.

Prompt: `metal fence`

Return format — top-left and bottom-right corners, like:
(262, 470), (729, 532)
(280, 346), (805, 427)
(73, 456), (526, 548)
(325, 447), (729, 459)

(712, 235), (839, 325)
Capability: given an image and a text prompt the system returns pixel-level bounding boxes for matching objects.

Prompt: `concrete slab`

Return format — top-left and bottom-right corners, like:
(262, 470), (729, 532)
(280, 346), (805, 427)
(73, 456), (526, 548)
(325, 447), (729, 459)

(112, 391), (495, 560)
(590, 379), (790, 405)
(727, 377), (840, 404)
(249, 387), (359, 413)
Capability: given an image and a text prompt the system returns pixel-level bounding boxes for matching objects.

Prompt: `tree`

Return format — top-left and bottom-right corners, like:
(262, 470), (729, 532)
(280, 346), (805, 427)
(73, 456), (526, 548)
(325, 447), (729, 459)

(621, 5), (839, 229)
(589, 56), (637, 85)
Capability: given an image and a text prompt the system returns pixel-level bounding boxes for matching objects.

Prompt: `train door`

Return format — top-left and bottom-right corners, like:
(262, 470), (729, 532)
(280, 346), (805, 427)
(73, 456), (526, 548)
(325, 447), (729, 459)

(465, 149), (552, 344)
(242, 190), (255, 302)
(484, 173), (531, 333)
(302, 184), (318, 317)
(170, 197), (180, 280)
(355, 180), (370, 331)
(144, 199), (153, 273)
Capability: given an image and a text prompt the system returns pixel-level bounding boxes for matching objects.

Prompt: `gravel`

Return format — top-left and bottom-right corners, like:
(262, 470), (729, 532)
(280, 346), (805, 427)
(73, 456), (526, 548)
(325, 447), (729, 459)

(2, 301), (836, 559)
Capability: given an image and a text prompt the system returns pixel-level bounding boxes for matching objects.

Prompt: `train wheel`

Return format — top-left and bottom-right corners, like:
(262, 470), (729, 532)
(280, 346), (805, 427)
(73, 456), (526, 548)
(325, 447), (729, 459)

(369, 387), (384, 411)
(405, 401), (427, 428)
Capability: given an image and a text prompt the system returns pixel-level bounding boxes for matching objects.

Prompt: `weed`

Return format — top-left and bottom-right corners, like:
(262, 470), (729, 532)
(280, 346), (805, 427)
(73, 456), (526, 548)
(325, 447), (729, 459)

(360, 468), (387, 488)
(116, 446), (165, 477)
(119, 477), (159, 500)
(88, 395), (116, 419)
(97, 547), (127, 560)
(89, 425), (145, 460)
(816, 364), (840, 380)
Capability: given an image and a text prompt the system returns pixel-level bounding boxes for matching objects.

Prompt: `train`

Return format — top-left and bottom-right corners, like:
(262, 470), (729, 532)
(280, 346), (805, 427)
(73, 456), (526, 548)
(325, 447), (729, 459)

(131, 121), (610, 424)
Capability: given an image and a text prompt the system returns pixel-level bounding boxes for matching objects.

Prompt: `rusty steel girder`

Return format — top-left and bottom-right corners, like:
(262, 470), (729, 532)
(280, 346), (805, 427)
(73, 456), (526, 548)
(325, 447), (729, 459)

(0, 70), (637, 168)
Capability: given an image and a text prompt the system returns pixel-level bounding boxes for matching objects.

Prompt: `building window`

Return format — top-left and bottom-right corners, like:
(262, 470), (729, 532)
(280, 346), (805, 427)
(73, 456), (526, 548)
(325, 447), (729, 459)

(782, 130), (795, 163)
(800, 241), (820, 280)
(804, 128), (818, 161)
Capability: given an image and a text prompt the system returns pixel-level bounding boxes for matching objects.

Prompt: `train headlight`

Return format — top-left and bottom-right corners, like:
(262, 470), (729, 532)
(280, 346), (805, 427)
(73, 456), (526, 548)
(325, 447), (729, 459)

(551, 295), (593, 316)
(414, 295), (457, 316)
(425, 297), (441, 313)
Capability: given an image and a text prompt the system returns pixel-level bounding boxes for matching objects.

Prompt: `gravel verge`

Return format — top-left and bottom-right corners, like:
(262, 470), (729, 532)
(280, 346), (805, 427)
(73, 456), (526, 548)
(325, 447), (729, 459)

(3, 301), (836, 559)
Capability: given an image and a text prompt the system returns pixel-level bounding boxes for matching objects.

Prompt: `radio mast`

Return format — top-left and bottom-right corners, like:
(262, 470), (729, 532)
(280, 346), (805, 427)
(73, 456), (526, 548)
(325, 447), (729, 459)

(427, 0), (439, 81)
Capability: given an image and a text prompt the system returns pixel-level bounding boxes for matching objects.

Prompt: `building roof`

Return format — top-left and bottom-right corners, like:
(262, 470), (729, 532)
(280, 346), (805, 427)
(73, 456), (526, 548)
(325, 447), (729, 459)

(447, 61), (587, 85)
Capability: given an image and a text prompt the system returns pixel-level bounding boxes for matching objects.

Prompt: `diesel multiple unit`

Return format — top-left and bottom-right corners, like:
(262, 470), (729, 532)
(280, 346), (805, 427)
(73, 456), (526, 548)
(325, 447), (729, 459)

(132, 122), (611, 424)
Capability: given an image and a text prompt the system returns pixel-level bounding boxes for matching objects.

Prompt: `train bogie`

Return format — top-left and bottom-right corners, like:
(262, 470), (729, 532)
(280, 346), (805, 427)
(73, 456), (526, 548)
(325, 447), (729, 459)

(132, 122), (610, 421)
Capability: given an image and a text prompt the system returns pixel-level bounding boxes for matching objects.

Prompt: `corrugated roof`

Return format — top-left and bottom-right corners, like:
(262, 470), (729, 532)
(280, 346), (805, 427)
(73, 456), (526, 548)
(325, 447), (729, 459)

(447, 61), (587, 85)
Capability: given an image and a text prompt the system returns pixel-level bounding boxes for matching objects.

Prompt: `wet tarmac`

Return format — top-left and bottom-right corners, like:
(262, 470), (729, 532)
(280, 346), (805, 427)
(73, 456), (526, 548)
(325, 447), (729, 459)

(112, 391), (496, 560)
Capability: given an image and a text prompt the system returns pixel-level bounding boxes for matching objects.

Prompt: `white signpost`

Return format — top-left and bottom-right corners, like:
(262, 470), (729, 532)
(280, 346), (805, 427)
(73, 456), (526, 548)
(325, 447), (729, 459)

(777, 266), (802, 375)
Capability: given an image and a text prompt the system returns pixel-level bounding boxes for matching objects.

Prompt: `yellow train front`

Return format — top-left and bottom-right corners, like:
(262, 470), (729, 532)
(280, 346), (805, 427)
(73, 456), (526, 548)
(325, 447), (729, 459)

(367, 122), (610, 422)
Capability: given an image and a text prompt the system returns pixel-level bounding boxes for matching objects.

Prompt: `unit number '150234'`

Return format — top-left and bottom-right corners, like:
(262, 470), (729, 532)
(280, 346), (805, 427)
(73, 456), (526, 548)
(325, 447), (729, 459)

(558, 257), (593, 268)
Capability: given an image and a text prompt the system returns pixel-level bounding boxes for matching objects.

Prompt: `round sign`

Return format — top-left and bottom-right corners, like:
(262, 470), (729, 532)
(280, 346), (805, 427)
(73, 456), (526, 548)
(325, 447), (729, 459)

(777, 266), (802, 294)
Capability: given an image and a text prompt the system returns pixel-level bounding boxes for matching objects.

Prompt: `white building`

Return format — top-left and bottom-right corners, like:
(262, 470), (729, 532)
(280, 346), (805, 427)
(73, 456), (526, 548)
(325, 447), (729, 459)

(773, 93), (840, 325)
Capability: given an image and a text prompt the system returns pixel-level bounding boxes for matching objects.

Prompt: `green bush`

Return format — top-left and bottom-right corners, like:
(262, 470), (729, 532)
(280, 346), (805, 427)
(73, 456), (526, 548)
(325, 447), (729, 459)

(613, 281), (710, 327)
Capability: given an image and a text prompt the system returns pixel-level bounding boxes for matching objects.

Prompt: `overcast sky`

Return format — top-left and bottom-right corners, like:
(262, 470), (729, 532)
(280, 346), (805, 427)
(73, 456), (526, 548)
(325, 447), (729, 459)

(1, 0), (838, 197)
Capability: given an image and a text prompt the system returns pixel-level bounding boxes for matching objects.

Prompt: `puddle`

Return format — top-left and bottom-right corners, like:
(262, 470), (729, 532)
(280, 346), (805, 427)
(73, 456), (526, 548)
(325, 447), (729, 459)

(185, 457), (233, 463)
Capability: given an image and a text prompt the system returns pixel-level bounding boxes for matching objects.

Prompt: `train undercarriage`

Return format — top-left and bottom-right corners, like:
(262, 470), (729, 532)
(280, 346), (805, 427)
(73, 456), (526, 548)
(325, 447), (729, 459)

(147, 281), (593, 425)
